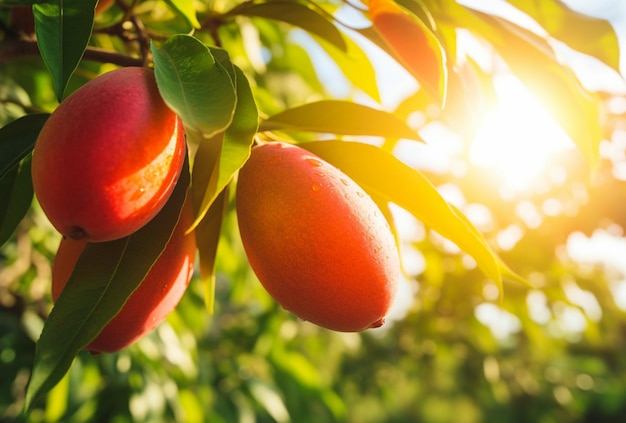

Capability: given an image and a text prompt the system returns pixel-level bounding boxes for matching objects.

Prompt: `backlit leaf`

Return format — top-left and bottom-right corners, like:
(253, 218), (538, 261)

(507, 0), (621, 73)
(258, 100), (420, 141)
(163, 0), (200, 29)
(317, 29), (381, 102)
(468, 9), (603, 168)
(227, 0), (347, 53)
(302, 140), (506, 290)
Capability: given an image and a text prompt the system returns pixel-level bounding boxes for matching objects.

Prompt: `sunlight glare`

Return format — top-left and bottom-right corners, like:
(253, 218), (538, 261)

(468, 74), (574, 193)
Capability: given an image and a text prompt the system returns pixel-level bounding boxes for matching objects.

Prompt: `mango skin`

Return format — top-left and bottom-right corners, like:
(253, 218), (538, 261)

(51, 200), (196, 353)
(236, 142), (400, 332)
(32, 67), (185, 242)
(368, 0), (446, 103)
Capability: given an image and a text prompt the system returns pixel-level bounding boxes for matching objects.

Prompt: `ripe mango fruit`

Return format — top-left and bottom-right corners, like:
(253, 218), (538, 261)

(236, 142), (400, 332)
(51, 199), (196, 353)
(32, 67), (186, 242)
(369, 0), (447, 104)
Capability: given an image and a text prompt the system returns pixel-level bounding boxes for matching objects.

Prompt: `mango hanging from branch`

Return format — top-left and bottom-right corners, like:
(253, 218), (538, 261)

(369, 0), (447, 106)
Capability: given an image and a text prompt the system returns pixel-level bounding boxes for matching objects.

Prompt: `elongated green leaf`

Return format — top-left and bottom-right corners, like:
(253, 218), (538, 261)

(194, 187), (228, 314)
(270, 41), (326, 94)
(0, 155), (33, 246)
(191, 67), (257, 313)
(301, 140), (504, 289)
(33, 0), (97, 101)
(191, 65), (258, 227)
(437, 2), (602, 168)
(507, 0), (620, 73)
(228, 0), (347, 52)
(163, 0), (200, 29)
(0, 113), (48, 179)
(317, 30), (381, 102)
(259, 100), (420, 141)
(25, 158), (190, 411)
(152, 35), (237, 137)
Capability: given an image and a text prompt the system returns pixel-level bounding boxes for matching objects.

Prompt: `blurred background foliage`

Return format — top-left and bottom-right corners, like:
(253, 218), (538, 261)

(2, 0), (626, 422)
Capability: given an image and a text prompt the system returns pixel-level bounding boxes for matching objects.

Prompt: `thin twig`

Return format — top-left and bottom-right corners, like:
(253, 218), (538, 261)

(0, 37), (144, 67)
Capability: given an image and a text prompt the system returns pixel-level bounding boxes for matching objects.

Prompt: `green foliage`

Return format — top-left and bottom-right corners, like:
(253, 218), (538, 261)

(301, 140), (505, 291)
(25, 158), (190, 410)
(258, 100), (421, 140)
(0, 154), (32, 246)
(0, 0), (624, 421)
(151, 35), (237, 137)
(33, 0), (98, 101)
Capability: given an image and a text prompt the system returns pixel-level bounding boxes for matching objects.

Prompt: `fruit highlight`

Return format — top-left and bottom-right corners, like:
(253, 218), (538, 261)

(236, 142), (400, 332)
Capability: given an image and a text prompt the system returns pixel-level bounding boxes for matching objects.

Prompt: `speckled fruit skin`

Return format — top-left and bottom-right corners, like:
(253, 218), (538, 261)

(51, 199), (196, 353)
(236, 142), (400, 332)
(32, 67), (185, 242)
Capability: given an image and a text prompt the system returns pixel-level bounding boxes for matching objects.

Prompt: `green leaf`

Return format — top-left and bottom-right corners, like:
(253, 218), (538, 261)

(270, 41), (326, 94)
(227, 0), (347, 53)
(317, 30), (381, 102)
(507, 0), (621, 73)
(209, 46), (237, 82)
(0, 113), (49, 179)
(0, 155), (33, 247)
(24, 157), (190, 411)
(194, 187), (228, 314)
(301, 140), (504, 290)
(33, 0), (98, 101)
(191, 65), (258, 227)
(469, 9), (603, 168)
(191, 66), (257, 313)
(258, 100), (421, 141)
(152, 35), (237, 138)
(163, 0), (200, 29)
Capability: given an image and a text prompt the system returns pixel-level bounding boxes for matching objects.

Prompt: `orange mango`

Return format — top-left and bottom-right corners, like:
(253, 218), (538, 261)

(32, 67), (186, 242)
(51, 199), (196, 353)
(236, 142), (400, 332)
(369, 0), (447, 104)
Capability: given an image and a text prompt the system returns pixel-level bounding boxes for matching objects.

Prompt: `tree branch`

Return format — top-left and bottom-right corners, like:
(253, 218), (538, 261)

(0, 37), (145, 68)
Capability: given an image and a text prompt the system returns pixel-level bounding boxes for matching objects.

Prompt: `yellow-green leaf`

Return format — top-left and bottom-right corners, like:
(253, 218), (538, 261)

(259, 100), (421, 141)
(469, 10), (603, 169)
(507, 0), (621, 73)
(302, 140), (504, 290)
